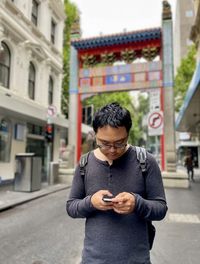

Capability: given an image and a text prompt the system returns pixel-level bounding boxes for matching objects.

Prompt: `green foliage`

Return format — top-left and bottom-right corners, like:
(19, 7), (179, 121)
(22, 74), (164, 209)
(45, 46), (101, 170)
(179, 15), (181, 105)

(174, 45), (196, 112)
(62, 0), (79, 117)
(84, 91), (149, 145)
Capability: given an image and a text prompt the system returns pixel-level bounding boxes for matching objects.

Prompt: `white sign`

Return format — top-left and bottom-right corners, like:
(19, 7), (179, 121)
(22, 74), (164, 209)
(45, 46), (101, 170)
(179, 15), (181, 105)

(148, 111), (163, 136)
(149, 90), (160, 111)
(47, 105), (57, 117)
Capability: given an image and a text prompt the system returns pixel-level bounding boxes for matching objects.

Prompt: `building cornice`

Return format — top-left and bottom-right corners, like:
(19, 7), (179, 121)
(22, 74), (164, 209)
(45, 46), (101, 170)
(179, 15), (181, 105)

(0, 87), (68, 128)
(49, 0), (66, 20)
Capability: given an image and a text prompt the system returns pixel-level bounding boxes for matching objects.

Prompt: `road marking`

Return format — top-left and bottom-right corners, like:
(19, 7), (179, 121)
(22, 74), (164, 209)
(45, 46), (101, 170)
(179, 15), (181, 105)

(168, 213), (200, 224)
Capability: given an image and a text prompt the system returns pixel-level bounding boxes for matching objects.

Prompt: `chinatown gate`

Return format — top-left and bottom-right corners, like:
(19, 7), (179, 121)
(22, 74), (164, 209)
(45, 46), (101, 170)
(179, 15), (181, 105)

(68, 2), (188, 188)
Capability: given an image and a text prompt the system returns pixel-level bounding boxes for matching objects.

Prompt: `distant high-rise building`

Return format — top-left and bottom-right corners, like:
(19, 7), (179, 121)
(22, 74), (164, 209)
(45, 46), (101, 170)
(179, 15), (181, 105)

(173, 0), (195, 73)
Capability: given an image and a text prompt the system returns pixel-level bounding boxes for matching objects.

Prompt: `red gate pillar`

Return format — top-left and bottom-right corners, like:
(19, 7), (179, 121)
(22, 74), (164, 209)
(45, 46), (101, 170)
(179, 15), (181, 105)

(77, 94), (82, 162)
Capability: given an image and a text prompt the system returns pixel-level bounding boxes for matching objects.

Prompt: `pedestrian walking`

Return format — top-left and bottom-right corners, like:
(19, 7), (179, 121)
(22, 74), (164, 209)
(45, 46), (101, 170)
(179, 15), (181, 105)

(66, 102), (168, 264)
(184, 151), (194, 181)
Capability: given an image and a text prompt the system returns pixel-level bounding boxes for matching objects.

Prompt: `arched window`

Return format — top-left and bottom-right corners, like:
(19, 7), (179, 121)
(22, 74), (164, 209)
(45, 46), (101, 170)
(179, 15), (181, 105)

(0, 42), (11, 88)
(28, 62), (36, 100)
(48, 76), (54, 105)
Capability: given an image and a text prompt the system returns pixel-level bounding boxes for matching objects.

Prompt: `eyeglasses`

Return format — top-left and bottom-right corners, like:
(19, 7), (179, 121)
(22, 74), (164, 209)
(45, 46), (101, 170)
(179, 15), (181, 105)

(96, 140), (127, 150)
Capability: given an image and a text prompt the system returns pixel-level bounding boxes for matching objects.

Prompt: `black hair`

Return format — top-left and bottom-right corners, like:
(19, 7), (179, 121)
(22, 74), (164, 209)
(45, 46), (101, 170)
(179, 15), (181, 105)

(92, 102), (132, 133)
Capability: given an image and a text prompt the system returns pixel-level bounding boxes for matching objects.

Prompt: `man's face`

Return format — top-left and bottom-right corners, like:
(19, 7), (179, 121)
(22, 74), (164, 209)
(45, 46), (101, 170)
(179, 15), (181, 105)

(95, 125), (128, 161)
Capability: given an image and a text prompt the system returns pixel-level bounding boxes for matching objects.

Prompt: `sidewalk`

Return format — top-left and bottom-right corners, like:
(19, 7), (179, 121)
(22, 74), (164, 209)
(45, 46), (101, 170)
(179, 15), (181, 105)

(151, 168), (200, 264)
(0, 182), (70, 211)
(0, 168), (199, 213)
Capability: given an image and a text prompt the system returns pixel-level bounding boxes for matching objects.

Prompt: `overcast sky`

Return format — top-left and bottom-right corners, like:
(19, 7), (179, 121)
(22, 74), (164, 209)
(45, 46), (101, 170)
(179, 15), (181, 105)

(71, 0), (176, 38)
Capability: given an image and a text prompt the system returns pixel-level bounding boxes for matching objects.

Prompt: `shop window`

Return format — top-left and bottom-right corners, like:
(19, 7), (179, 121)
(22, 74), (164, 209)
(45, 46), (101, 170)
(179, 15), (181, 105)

(14, 124), (25, 141)
(0, 42), (11, 88)
(48, 76), (54, 105)
(28, 62), (36, 100)
(27, 123), (43, 136)
(0, 118), (12, 162)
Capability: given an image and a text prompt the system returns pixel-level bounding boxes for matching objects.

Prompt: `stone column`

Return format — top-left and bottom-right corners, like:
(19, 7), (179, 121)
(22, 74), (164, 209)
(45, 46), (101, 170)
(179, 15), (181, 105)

(162, 1), (176, 172)
(161, 1), (189, 188)
(68, 45), (79, 167)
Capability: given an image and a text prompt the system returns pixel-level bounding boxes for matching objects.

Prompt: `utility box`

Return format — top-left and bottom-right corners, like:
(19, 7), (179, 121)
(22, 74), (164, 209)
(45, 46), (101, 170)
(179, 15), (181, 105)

(14, 153), (42, 192)
(49, 162), (59, 185)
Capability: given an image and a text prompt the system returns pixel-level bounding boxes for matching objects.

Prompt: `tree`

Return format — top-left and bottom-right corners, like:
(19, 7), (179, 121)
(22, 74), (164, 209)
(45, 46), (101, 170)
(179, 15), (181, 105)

(62, 0), (79, 118)
(174, 45), (196, 112)
(84, 91), (149, 145)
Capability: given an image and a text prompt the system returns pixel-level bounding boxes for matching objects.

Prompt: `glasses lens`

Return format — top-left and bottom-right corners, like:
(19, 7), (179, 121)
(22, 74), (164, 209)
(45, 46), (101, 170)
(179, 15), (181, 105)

(99, 143), (127, 150)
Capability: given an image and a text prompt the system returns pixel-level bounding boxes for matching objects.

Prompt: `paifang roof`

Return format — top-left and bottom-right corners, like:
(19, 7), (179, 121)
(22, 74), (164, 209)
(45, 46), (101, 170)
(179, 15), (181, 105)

(71, 27), (161, 51)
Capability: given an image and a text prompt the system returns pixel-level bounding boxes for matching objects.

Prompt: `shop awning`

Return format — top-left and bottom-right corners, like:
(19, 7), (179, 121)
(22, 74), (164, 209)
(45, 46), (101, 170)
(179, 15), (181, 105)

(176, 62), (200, 133)
(0, 90), (92, 135)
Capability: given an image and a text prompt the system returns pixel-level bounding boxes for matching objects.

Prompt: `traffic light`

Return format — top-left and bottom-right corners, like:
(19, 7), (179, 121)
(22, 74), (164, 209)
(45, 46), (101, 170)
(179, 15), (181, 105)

(45, 123), (54, 143)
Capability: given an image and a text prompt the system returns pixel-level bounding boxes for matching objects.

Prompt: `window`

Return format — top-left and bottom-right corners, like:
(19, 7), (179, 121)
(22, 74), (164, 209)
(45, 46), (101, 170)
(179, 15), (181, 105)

(0, 118), (12, 162)
(27, 123), (43, 136)
(48, 76), (54, 105)
(31, 0), (39, 26)
(0, 42), (11, 88)
(28, 62), (36, 100)
(82, 105), (94, 125)
(51, 19), (56, 44)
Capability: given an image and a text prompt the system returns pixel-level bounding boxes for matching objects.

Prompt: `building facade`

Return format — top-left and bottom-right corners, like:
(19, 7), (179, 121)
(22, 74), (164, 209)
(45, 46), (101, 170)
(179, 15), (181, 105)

(0, 0), (67, 182)
(173, 0), (195, 73)
(176, 0), (200, 168)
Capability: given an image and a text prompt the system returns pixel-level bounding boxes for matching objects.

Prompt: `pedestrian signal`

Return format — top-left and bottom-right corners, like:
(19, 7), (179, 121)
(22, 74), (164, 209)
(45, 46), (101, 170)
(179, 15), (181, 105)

(45, 124), (54, 143)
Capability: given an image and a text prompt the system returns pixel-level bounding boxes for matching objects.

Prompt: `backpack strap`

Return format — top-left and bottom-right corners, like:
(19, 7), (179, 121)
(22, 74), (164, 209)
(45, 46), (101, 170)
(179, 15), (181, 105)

(79, 152), (90, 177)
(135, 146), (147, 173)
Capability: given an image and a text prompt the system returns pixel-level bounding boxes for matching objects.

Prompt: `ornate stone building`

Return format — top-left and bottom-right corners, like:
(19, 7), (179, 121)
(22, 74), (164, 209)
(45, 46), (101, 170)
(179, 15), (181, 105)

(0, 0), (66, 182)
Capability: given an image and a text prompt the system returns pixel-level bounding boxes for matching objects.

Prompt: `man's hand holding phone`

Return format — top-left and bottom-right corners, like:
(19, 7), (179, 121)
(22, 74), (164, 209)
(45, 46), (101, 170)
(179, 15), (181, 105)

(91, 190), (114, 211)
(111, 192), (136, 214)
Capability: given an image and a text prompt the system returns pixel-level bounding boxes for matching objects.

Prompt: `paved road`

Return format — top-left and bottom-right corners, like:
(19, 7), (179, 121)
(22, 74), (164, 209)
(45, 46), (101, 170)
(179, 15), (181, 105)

(0, 189), (84, 264)
(1, 179), (200, 264)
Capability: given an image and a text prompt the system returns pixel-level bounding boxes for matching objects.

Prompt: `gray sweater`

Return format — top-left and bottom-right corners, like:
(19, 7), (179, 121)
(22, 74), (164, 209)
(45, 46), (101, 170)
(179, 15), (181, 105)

(66, 146), (167, 264)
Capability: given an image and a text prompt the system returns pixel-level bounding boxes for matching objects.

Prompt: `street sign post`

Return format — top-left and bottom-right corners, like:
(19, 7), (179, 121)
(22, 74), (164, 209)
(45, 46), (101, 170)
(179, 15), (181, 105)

(46, 105), (57, 184)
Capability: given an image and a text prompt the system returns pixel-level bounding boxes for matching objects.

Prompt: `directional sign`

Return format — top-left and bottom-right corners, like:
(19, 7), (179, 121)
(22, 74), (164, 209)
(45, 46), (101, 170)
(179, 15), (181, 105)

(148, 111), (163, 136)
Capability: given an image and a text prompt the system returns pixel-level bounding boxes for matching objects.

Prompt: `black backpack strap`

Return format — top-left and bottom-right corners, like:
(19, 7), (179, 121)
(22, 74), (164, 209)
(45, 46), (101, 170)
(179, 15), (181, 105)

(135, 146), (147, 173)
(135, 146), (155, 250)
(79, 152), (90, 178)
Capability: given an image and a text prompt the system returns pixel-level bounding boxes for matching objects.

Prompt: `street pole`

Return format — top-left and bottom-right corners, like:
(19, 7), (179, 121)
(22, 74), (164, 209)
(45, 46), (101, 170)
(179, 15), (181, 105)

(46, 117), (52, 184)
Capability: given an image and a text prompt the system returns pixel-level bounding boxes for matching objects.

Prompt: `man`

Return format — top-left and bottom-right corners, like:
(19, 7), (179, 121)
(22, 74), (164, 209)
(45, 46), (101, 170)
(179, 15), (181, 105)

(66, 102), (167, 264)
(184, 151), (194, 181)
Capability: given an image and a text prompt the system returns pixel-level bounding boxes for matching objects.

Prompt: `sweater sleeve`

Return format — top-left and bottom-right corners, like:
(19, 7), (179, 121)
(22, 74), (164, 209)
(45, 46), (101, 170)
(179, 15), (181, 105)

(66, 165), (97, 218)
(134, 153), (168, 221)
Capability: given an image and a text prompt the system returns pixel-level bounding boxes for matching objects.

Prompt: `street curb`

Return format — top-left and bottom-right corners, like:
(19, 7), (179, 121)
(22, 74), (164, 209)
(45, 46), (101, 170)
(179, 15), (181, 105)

(0, 184), (71, 212)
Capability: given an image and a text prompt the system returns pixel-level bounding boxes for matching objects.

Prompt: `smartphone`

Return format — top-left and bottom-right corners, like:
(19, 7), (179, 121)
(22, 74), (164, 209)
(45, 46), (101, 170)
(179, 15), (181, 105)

(102, 195), (115, 202)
